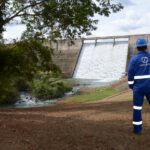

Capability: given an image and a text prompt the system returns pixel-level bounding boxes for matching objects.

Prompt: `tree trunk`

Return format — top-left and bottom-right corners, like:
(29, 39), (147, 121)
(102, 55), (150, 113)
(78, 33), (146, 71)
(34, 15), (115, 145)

(0, 0), (6, 41)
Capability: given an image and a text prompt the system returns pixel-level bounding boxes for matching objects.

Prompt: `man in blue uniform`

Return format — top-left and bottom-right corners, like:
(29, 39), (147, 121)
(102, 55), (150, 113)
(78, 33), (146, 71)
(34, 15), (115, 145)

(128, 37), (150, 134)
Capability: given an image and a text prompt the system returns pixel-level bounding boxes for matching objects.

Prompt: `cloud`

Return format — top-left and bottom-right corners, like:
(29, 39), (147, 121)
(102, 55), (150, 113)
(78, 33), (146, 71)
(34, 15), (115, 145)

(119, 0), (134, 6)
(88, 0), (150, 37)
(3, 24), (26, 40)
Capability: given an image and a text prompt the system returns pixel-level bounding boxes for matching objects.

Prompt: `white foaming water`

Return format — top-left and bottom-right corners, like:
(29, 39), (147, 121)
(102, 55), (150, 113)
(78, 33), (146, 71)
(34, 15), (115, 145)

(73, 38), (128, 82)
(15, 92), (57, 108)
(14, 87), (79, 108)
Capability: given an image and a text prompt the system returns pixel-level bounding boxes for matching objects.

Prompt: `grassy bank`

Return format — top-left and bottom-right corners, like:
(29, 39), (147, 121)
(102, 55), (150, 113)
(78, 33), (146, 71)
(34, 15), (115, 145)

(64, 87), (118, 104)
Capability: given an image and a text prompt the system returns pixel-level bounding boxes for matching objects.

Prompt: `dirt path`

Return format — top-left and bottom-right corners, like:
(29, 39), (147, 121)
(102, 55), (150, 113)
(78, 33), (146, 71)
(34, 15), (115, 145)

(0, 90), (150, 150)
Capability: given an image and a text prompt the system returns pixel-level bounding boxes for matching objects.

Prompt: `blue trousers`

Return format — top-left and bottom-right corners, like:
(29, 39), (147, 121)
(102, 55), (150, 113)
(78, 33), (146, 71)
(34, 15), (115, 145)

(133, 89), (150, 133)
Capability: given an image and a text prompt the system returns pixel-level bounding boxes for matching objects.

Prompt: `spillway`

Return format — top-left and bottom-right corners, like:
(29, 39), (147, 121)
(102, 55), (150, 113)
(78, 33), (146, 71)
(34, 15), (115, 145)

(73, 38), (129, 82)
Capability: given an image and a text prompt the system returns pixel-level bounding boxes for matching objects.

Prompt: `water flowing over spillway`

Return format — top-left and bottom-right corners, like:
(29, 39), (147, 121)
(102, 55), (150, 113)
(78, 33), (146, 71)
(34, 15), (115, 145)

(73, 38), (129, 82)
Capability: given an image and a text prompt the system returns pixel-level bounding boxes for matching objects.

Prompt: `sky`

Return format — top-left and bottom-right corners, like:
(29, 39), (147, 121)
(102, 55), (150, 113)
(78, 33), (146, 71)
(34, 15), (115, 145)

(91, 0), (150, 37)
(3, 0), (150, 40)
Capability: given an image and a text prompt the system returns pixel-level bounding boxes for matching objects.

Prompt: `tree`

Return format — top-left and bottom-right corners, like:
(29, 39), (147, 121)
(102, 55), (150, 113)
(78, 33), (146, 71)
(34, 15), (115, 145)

(0, 0), (123, 41)
(0, 0), (123, 104)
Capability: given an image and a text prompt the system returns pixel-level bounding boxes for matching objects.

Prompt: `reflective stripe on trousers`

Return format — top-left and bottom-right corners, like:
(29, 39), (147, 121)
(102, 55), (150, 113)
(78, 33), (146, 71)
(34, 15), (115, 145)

(133, 90), (144, 133)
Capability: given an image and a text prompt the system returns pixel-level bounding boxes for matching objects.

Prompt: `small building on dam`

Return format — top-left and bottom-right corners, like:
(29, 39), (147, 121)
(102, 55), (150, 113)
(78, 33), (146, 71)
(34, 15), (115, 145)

(51, 34), (150, 82)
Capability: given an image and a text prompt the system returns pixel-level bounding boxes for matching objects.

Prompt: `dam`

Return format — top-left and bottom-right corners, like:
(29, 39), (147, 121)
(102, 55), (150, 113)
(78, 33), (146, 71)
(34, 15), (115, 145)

(52, 34), (150, 82)
(73, 38), (128, 82)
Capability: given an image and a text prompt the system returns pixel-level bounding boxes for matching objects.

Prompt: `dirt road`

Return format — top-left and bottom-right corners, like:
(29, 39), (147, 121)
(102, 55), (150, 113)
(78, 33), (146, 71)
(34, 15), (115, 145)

(0, 91), (150, 150)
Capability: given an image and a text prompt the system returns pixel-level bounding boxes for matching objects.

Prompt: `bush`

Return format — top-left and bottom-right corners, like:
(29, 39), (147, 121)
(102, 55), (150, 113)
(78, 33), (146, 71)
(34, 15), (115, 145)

(0, 86), (19, 104)
(0, 39), (61, 104)
(32, 78), (72, 100)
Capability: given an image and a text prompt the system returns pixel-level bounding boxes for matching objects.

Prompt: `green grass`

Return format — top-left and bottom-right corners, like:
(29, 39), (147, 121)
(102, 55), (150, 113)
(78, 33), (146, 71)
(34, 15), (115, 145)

(65, 87), (118, 104)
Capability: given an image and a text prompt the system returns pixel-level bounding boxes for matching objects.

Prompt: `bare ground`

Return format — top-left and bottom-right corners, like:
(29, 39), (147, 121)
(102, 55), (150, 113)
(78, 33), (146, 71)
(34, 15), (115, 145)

(0, 90), (150, 150)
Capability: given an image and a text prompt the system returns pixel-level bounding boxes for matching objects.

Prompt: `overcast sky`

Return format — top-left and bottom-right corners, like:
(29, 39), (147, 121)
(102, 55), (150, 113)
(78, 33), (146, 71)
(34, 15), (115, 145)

(3, 0), (150, 40)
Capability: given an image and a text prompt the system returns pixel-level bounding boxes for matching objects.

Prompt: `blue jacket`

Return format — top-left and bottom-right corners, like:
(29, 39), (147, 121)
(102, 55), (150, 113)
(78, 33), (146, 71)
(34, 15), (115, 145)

(128, 51), (150, 91)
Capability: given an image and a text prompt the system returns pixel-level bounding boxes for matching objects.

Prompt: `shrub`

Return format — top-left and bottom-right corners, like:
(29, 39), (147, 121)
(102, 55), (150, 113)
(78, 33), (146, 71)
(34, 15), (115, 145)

(0, 39), (61, 104)
(32, 78), (72, 100)
(0, 85), (19, 104)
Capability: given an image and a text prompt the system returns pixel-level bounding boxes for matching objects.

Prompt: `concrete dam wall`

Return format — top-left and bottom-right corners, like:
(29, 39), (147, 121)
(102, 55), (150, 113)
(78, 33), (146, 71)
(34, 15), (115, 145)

(51, 39), (83, 77)
(52, 34), (150, 80)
